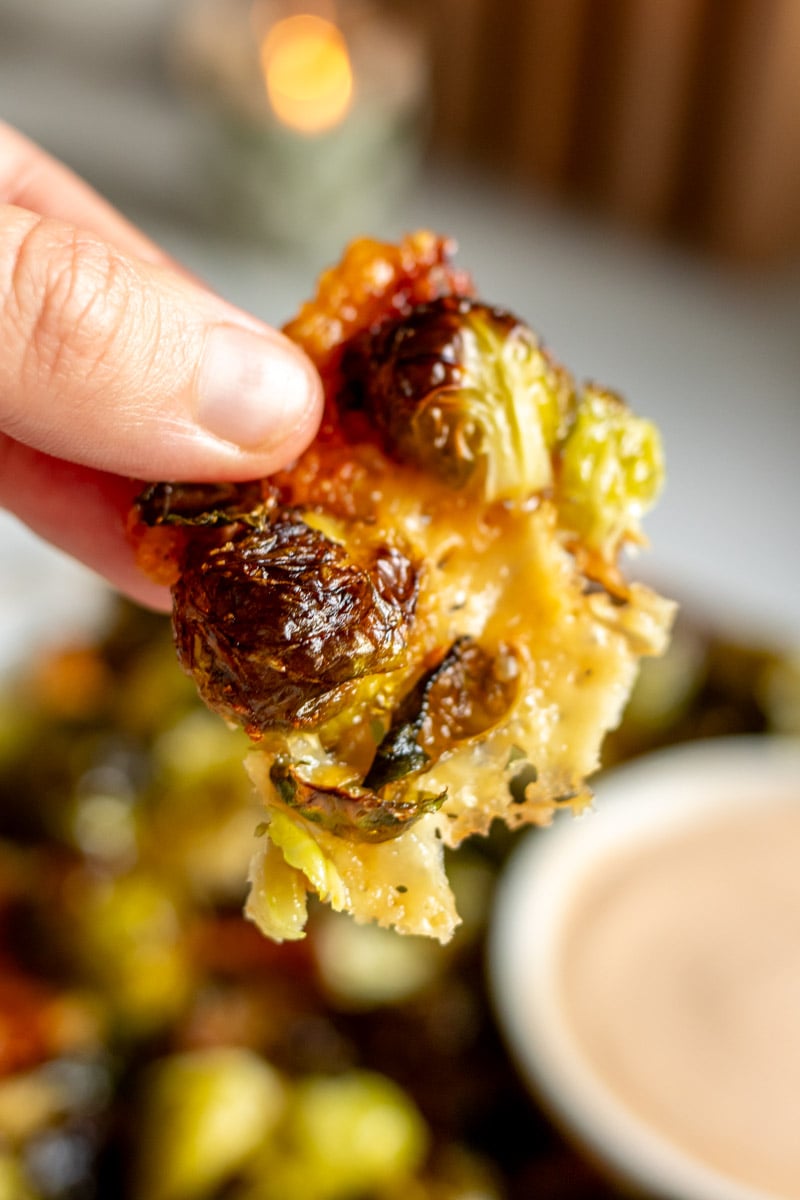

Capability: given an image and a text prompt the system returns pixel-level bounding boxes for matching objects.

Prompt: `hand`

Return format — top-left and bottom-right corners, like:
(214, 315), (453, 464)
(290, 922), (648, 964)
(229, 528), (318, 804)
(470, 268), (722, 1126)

(0, 123), (323, 610)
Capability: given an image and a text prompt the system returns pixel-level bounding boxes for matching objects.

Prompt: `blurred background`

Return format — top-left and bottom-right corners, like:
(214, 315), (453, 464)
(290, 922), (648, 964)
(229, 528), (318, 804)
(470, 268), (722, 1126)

(1, 0), (799, 650)
(2, 0), (799, 259)
(0, 3), (799, 1199)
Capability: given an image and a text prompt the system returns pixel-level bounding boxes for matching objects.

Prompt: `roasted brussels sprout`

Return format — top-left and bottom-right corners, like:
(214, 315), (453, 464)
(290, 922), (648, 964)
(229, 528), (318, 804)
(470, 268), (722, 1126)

(341, 296), (574, 501)
(556, 385), (665, 560)
(364, 637), (520, 790)
(132, 232), (673, 943)
(141, 505), (418, 735)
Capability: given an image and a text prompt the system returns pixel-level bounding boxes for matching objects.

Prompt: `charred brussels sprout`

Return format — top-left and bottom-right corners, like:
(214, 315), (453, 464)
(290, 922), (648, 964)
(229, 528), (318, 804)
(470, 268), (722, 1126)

(261, 637), (517, 844)
(172, 512), (418, 735)
(341, 296), (574, 501)
(365, 637), (520, 790)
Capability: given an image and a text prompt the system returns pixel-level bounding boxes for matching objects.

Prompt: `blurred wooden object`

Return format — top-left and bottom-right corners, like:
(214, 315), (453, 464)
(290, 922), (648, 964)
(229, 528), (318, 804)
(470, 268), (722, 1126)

(420, 0), (800, 263)
(703, 0), (800, 260)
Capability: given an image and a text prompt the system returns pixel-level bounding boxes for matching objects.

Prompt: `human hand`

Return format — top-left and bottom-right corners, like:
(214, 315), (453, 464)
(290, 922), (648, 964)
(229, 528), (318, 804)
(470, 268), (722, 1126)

(0, 123), (323, 610)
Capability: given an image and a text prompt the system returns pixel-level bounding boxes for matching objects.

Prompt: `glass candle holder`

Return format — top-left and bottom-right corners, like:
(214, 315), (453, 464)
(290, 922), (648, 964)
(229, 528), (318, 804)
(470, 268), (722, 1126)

(171, 0), (429, 253)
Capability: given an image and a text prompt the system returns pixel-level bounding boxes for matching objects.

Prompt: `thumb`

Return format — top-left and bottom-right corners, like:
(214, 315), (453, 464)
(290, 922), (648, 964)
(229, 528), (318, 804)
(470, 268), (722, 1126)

(0, 206), (322, 481)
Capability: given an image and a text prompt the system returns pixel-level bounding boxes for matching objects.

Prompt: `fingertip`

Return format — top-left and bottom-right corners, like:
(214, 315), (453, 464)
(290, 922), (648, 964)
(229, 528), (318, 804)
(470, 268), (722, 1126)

(0, 207), (324, 482)
(194, 324), (324, 458)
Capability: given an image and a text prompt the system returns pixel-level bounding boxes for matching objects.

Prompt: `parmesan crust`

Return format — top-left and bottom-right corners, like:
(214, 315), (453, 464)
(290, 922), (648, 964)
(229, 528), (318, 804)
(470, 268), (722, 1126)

(244, 482), (673, 943)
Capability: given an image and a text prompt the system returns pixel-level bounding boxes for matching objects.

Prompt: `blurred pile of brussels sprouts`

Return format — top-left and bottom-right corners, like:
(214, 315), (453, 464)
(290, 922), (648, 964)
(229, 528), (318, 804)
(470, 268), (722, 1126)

(0, 601), (796, 1200)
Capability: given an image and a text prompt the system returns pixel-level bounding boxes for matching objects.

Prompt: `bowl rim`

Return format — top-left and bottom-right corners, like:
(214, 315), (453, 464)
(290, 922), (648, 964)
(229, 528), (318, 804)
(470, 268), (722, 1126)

(489, 734), (800, 1200)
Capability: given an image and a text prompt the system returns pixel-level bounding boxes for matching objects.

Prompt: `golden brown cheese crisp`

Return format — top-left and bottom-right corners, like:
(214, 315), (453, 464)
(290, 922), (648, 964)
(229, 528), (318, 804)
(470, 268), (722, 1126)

(132, 233), (674, 942)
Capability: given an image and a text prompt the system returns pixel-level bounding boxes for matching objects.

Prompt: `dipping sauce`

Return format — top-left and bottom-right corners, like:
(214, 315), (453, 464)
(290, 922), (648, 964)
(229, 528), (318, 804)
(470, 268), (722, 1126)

(559, 801), (800, 1200)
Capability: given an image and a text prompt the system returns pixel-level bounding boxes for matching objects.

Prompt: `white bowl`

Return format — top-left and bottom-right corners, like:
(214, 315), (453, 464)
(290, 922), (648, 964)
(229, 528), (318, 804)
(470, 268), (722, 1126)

(490, 736), (800, 1200)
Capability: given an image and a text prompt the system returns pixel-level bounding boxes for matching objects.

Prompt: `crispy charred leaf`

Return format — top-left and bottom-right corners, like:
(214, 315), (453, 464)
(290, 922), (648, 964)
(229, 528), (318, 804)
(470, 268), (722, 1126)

(172, 511), (418, 735)
(269, 759), (445, 844)
(135, 481), (275, 529)
(366, 720), (430, 789)
(131, 483), (280, 587)
(340, 296), (574, 501)
(365, 637), (520, 790)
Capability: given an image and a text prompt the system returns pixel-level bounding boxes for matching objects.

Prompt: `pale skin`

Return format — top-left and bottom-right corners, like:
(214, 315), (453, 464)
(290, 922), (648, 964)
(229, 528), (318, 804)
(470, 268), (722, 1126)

(0, 123), (324, 611)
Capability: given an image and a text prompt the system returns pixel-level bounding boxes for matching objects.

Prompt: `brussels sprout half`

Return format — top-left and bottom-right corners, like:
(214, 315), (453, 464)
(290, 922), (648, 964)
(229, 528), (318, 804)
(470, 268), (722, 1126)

(556, 385), (664, 558)
(134, 500), (419, 737)
(341, 296), (574, 503)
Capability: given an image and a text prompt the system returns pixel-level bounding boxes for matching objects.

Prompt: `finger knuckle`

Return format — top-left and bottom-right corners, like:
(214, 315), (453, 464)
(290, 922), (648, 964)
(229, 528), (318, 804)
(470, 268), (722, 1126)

(2, 213), (135, 391)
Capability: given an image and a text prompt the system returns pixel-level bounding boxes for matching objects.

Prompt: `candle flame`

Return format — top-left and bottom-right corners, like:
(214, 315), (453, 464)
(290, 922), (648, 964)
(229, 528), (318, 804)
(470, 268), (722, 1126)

(260, 13), (354, 135)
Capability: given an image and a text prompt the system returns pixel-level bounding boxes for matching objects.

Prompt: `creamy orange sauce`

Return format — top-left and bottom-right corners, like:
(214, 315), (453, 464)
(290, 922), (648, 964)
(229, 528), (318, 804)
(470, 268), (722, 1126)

(559, 802), (800, 1199)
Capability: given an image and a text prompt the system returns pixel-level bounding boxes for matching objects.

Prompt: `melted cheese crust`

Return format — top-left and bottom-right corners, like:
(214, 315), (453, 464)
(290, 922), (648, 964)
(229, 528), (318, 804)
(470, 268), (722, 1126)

(245, 445), (674, 942)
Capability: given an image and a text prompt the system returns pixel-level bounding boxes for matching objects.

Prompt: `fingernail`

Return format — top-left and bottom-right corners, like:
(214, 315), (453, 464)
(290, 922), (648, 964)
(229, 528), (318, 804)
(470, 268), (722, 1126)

(196, 324), (315, 449)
